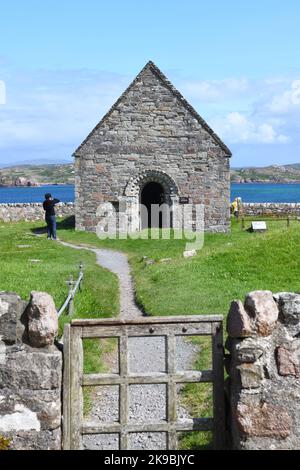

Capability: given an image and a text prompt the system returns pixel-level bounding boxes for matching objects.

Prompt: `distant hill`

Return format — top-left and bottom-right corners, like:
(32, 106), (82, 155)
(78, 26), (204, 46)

(0, 163), (74, 186)
(0, 158), (72, 168)
(1, 162), (300, 187)
(231, 164), (300, 183)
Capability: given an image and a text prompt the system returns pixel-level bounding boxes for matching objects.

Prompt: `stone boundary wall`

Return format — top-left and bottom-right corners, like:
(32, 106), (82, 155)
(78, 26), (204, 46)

(0, 202), (74, 222)
(0, 291), (62, 450)
(242, 203), (300, 217)
(226, 290), (300, 450)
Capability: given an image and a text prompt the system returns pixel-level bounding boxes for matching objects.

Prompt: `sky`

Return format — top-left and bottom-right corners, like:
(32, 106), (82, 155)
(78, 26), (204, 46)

(0, 0), (299, 167)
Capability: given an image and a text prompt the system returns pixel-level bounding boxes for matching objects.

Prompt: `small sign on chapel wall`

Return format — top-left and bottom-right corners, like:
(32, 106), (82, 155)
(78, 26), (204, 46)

(179, 196), (189, 204)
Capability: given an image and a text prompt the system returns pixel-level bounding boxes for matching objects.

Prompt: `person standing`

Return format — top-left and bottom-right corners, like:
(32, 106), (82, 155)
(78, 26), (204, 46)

(43, 193), (60, 240)
(231, 197), (243, 219)
(231, 197), (239, 219)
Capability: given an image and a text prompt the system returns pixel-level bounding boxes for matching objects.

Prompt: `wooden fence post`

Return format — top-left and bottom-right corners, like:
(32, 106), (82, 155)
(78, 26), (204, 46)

(67, 275), (75, 316)
(212, 322), (225, 450)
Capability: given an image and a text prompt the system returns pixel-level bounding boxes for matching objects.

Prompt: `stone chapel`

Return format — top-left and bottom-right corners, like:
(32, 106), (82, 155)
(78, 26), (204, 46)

(74, 61), (231, 233)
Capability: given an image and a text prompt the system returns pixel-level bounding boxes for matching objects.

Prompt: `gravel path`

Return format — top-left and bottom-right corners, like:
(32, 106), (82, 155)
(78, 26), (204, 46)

(59, 241), (142, 319)
(59, 240), (198, 450)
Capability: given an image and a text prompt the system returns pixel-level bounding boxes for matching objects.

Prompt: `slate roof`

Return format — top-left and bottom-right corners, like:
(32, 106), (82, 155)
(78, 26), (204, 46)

(73, 61), (232, 157)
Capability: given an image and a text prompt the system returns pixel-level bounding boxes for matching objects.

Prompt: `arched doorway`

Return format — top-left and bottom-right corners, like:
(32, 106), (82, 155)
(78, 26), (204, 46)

(140, 181), (165, 228)
(124, 169), (179, 232)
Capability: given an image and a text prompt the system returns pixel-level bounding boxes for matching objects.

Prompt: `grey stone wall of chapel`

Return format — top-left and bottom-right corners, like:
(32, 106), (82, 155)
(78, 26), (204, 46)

(74, 63), (231, 232)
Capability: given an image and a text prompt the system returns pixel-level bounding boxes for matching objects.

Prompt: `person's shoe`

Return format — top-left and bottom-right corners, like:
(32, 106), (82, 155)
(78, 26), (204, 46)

(47, 237), (51, 239)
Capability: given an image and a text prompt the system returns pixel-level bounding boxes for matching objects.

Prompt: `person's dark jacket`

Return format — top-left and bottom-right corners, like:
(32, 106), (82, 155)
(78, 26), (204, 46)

(43, 198), (60, 217)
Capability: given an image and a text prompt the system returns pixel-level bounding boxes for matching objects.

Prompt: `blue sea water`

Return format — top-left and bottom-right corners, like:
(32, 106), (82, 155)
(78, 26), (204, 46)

(0, 183), (300, 204)
(0, 184), (75, 203)
(231, 183), (300, 203)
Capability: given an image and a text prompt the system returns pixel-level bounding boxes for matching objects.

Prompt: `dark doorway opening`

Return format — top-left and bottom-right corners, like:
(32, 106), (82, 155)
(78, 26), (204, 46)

(140, 182), (165, 228)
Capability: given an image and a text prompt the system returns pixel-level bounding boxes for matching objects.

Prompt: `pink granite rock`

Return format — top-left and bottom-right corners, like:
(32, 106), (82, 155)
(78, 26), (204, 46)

(244, 290), (278, 336)
(27, 291), (58, 347)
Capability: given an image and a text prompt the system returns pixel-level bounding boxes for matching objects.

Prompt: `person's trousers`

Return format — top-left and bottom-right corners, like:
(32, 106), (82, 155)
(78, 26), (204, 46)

(46, 215), (57, 239)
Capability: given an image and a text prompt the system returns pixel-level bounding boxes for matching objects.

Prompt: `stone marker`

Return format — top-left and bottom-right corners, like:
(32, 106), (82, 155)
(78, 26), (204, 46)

(27, 291), (58, 347)
(251, 221), (267, 232)
(183, 249), (197, 258)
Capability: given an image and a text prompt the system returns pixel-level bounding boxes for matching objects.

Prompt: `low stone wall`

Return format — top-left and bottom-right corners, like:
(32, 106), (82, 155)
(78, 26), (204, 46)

(242, 203), (300, 217)
(226, 290), (300, 450)
(0, 291), (62, 450)
(0, 203), (74, 222)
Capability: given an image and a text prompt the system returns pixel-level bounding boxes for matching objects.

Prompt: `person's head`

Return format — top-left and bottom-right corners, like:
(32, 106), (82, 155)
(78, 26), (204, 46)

(45, 193), (52, 200)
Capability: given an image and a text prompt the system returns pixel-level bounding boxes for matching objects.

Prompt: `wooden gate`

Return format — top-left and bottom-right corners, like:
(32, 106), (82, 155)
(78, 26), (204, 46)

(63, 315), (225, 450)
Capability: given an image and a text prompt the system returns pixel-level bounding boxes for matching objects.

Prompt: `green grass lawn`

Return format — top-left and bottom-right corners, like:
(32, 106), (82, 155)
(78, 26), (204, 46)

(0, 219), (119, 336)
(56, 215), (300, 449)
(57, 216), (300, 316)
(1, 216), (300, 449)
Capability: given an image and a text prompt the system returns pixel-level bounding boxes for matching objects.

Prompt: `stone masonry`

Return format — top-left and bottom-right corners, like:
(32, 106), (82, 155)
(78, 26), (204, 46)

(0, 202), (74, 223)
(242, 203), (300, 218)
(0, 291), (62, 450)
(74, 61), (231, 233)
(226, 290), (300, 450)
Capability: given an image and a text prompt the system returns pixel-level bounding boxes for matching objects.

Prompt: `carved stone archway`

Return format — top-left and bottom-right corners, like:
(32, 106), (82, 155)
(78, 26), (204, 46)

(124, 169), (179, 199)
(123, 169), (179, 231)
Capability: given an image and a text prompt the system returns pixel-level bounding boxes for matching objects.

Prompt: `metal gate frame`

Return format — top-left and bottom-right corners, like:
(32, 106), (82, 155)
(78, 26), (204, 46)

(63, 315), (225, 450)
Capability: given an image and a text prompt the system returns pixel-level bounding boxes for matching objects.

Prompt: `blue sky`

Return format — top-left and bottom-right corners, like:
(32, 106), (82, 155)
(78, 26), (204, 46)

(0, 0), (299, 167)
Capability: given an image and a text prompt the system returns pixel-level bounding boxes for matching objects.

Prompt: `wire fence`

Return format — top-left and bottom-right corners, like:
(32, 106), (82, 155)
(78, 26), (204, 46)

(238, 214), (299, 230)
(57, 262), (84, 317)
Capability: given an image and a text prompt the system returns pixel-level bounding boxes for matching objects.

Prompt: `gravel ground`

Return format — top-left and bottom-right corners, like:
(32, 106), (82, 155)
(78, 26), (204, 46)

(59, 241), (198, 450)
(59, 241), (142, 318)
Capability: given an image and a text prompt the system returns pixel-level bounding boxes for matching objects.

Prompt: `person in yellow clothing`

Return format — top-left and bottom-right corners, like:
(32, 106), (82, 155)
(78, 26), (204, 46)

(231, 198), (240, 219)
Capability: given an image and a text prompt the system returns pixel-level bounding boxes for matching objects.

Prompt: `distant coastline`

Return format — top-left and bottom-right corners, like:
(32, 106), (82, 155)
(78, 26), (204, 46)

(231, 180), (300, 184)
(2, 162), (300, 186)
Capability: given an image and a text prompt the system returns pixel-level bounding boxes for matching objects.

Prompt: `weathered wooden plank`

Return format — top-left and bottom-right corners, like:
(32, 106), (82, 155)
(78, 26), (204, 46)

(62, 323), (71, 450)
(82, 370), (213, 386)
(212, 322), (226, 450)
(167, 335), (177, 450)
(66, 316), (225, 451)
(119, 335), (128, 450)
(82, 418), (214, 435)
(72, 315), (223, 327)
(69, 327), (83, 450)
(81, 322), (213, 338)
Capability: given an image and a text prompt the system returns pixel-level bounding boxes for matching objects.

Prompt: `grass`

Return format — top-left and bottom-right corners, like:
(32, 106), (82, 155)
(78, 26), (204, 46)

(58, 216), (300, 316)
(0, 218), (119, 403)
(0, 218), (118, 326)
(56, 216), (300, 449)
(2, 216), (300, 449)
(178, 337), (213, 450)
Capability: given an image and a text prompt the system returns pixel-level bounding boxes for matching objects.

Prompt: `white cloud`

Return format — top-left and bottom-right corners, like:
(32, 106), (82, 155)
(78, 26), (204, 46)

(268, 80), (300, 113)
(0, 80), (5, 104)
(0, 66), (299, 165)
(211, 111), (289, 144)
(180, 77), (249, 101)
(0, 69), (128, 151)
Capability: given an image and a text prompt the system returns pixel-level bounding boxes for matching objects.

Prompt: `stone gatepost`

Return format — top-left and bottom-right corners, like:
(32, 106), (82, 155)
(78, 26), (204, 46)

(0, 291), (62, 450)
(226, 290), (300, 450)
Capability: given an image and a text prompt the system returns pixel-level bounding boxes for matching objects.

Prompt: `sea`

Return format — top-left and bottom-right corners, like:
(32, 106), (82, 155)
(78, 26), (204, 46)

(0, 183), (300, 204)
